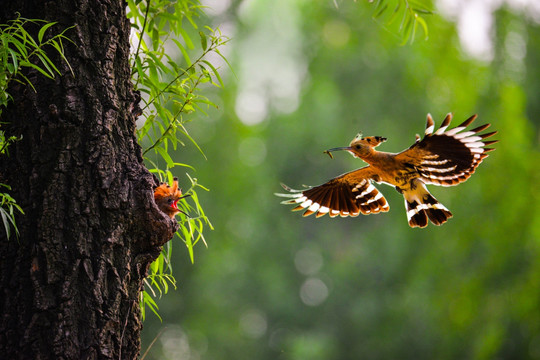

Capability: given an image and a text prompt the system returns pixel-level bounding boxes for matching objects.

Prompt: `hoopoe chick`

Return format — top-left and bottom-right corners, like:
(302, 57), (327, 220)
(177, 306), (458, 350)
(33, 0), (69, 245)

(154, 177), (189, 218)
(277, 113), (498, 228)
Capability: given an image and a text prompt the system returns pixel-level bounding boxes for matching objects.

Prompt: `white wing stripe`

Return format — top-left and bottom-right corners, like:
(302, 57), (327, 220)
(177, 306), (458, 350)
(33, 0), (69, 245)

(465, 141), (486, 148)
(461, 136), (483, 143)
(435, 126), (449, 135)
(318, 206), (330, 214)
(359, 191), (384, 204)
(420, 165), (457, 173)
(421, 159), (448, 166)
(407, 203), (450, 220)
(357, 183), (376, 198)
(372, 192), (384, 202)
(453, 131), (476, 139)
(443, 126), (465, 136)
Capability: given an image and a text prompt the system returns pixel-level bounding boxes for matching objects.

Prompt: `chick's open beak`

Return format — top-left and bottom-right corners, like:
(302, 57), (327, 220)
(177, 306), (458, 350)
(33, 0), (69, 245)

(173, 194), (191, 212)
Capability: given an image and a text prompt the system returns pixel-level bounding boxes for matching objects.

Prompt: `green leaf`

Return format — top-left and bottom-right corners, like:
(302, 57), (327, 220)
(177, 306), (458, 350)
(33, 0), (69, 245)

(178, 26), (194, 50)
(181, 221), (195, 264)
(18, 60), (53, 79)
(7, 48), (19, 73)
(387, 1), (402, 25)
(0, 207), (11, 239)
(37, 21), (57, 43)
(199, 31), (207, 51)
(201, 60), (223, 87)
(374, 3), (388, 18)
(8, 36), (29, 58)
(175, 40), (192, 67)
(142, 291), (162, 322)
(415, 15), (429, 40)
(147, 51), (169, 75)
(156, 146), (174, 167)
(36, 53), (60, 76)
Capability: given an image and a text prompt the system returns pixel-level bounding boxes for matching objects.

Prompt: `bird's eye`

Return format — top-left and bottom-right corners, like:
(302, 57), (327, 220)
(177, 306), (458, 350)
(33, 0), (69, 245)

(167, 199), (173, 204)
(355, 145), (361, 149)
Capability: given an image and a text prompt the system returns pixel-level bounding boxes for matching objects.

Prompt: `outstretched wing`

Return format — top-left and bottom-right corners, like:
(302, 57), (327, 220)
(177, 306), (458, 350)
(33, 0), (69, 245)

(396, 113), (498, 186)
(276, 166), (389, 218)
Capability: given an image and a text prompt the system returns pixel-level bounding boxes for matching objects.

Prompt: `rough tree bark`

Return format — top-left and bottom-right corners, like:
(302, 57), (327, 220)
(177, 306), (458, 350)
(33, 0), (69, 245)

(0, 1), (176, 358)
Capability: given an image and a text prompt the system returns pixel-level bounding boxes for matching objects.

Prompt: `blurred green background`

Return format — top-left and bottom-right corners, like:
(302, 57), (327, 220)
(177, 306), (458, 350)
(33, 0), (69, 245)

(141, 0), (540, 359)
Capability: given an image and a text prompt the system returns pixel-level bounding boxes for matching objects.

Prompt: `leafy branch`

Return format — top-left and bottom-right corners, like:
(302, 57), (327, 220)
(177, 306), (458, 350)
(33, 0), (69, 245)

(0, 14), (73, 110)
(0, 184), (24, 239)
(127, 0), (228, 320)
(370, 0), (432, 44)
(0, 14), (72, 240)
(139, 30), (228, 113)
(142, 72), (205, 156)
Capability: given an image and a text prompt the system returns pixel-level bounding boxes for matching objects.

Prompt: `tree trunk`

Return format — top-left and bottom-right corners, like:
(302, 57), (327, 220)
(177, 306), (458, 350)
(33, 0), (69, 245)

(0, 1), (176, 358)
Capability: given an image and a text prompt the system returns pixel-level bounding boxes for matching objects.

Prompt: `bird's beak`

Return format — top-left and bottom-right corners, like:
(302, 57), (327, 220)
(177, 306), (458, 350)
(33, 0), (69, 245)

(173, 195), (191, 217)
(324, 147), (352, 159)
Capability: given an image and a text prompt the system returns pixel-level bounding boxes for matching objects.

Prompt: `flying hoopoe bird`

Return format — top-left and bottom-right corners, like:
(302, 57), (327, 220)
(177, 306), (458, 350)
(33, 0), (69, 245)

(154, 177), (190, 218)
(277, 113), (497, 228)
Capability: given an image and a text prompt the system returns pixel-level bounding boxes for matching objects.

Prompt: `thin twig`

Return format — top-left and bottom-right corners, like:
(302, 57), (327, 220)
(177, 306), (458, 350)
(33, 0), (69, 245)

(140, 38), (219, 112)
(140, 327), (167, 360)
(132, 0), (151, 77)
(142, 73), (204, 155)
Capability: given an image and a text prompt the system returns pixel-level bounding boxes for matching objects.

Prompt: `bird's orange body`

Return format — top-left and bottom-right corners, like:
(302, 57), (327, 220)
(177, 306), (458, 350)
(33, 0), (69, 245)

(277, 113), (498, 228)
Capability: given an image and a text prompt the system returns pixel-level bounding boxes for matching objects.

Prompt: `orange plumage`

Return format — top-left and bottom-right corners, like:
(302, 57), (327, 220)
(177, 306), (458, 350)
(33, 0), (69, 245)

(154, 177), (187, 218)
(277, 113), (497, 228)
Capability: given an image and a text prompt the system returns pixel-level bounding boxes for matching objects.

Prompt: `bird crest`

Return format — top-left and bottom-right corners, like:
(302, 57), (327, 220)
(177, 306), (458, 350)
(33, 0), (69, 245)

(154, 177), (190, 218)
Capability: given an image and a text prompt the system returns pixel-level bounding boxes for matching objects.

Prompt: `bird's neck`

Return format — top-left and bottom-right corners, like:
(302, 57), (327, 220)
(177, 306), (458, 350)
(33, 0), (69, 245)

(357, 149), (392, 166)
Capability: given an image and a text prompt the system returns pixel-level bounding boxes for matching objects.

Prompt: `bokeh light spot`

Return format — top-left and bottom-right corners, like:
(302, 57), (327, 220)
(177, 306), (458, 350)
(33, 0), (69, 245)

(300, 277), (329, 307)
(235, 91), (268, 125)
(294, 246), (323, 276)
(239, 309), (267, 338)
(160, 325), (191, 359)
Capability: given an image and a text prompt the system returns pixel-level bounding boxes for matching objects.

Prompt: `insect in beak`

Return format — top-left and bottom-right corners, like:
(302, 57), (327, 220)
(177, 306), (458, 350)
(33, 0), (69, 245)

(324, 147), (353, 159)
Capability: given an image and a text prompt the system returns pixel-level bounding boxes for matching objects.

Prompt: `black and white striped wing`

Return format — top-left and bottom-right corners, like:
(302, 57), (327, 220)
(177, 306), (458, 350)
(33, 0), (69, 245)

(397, 113), (498, 186)
(276, 166), (389, 218)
